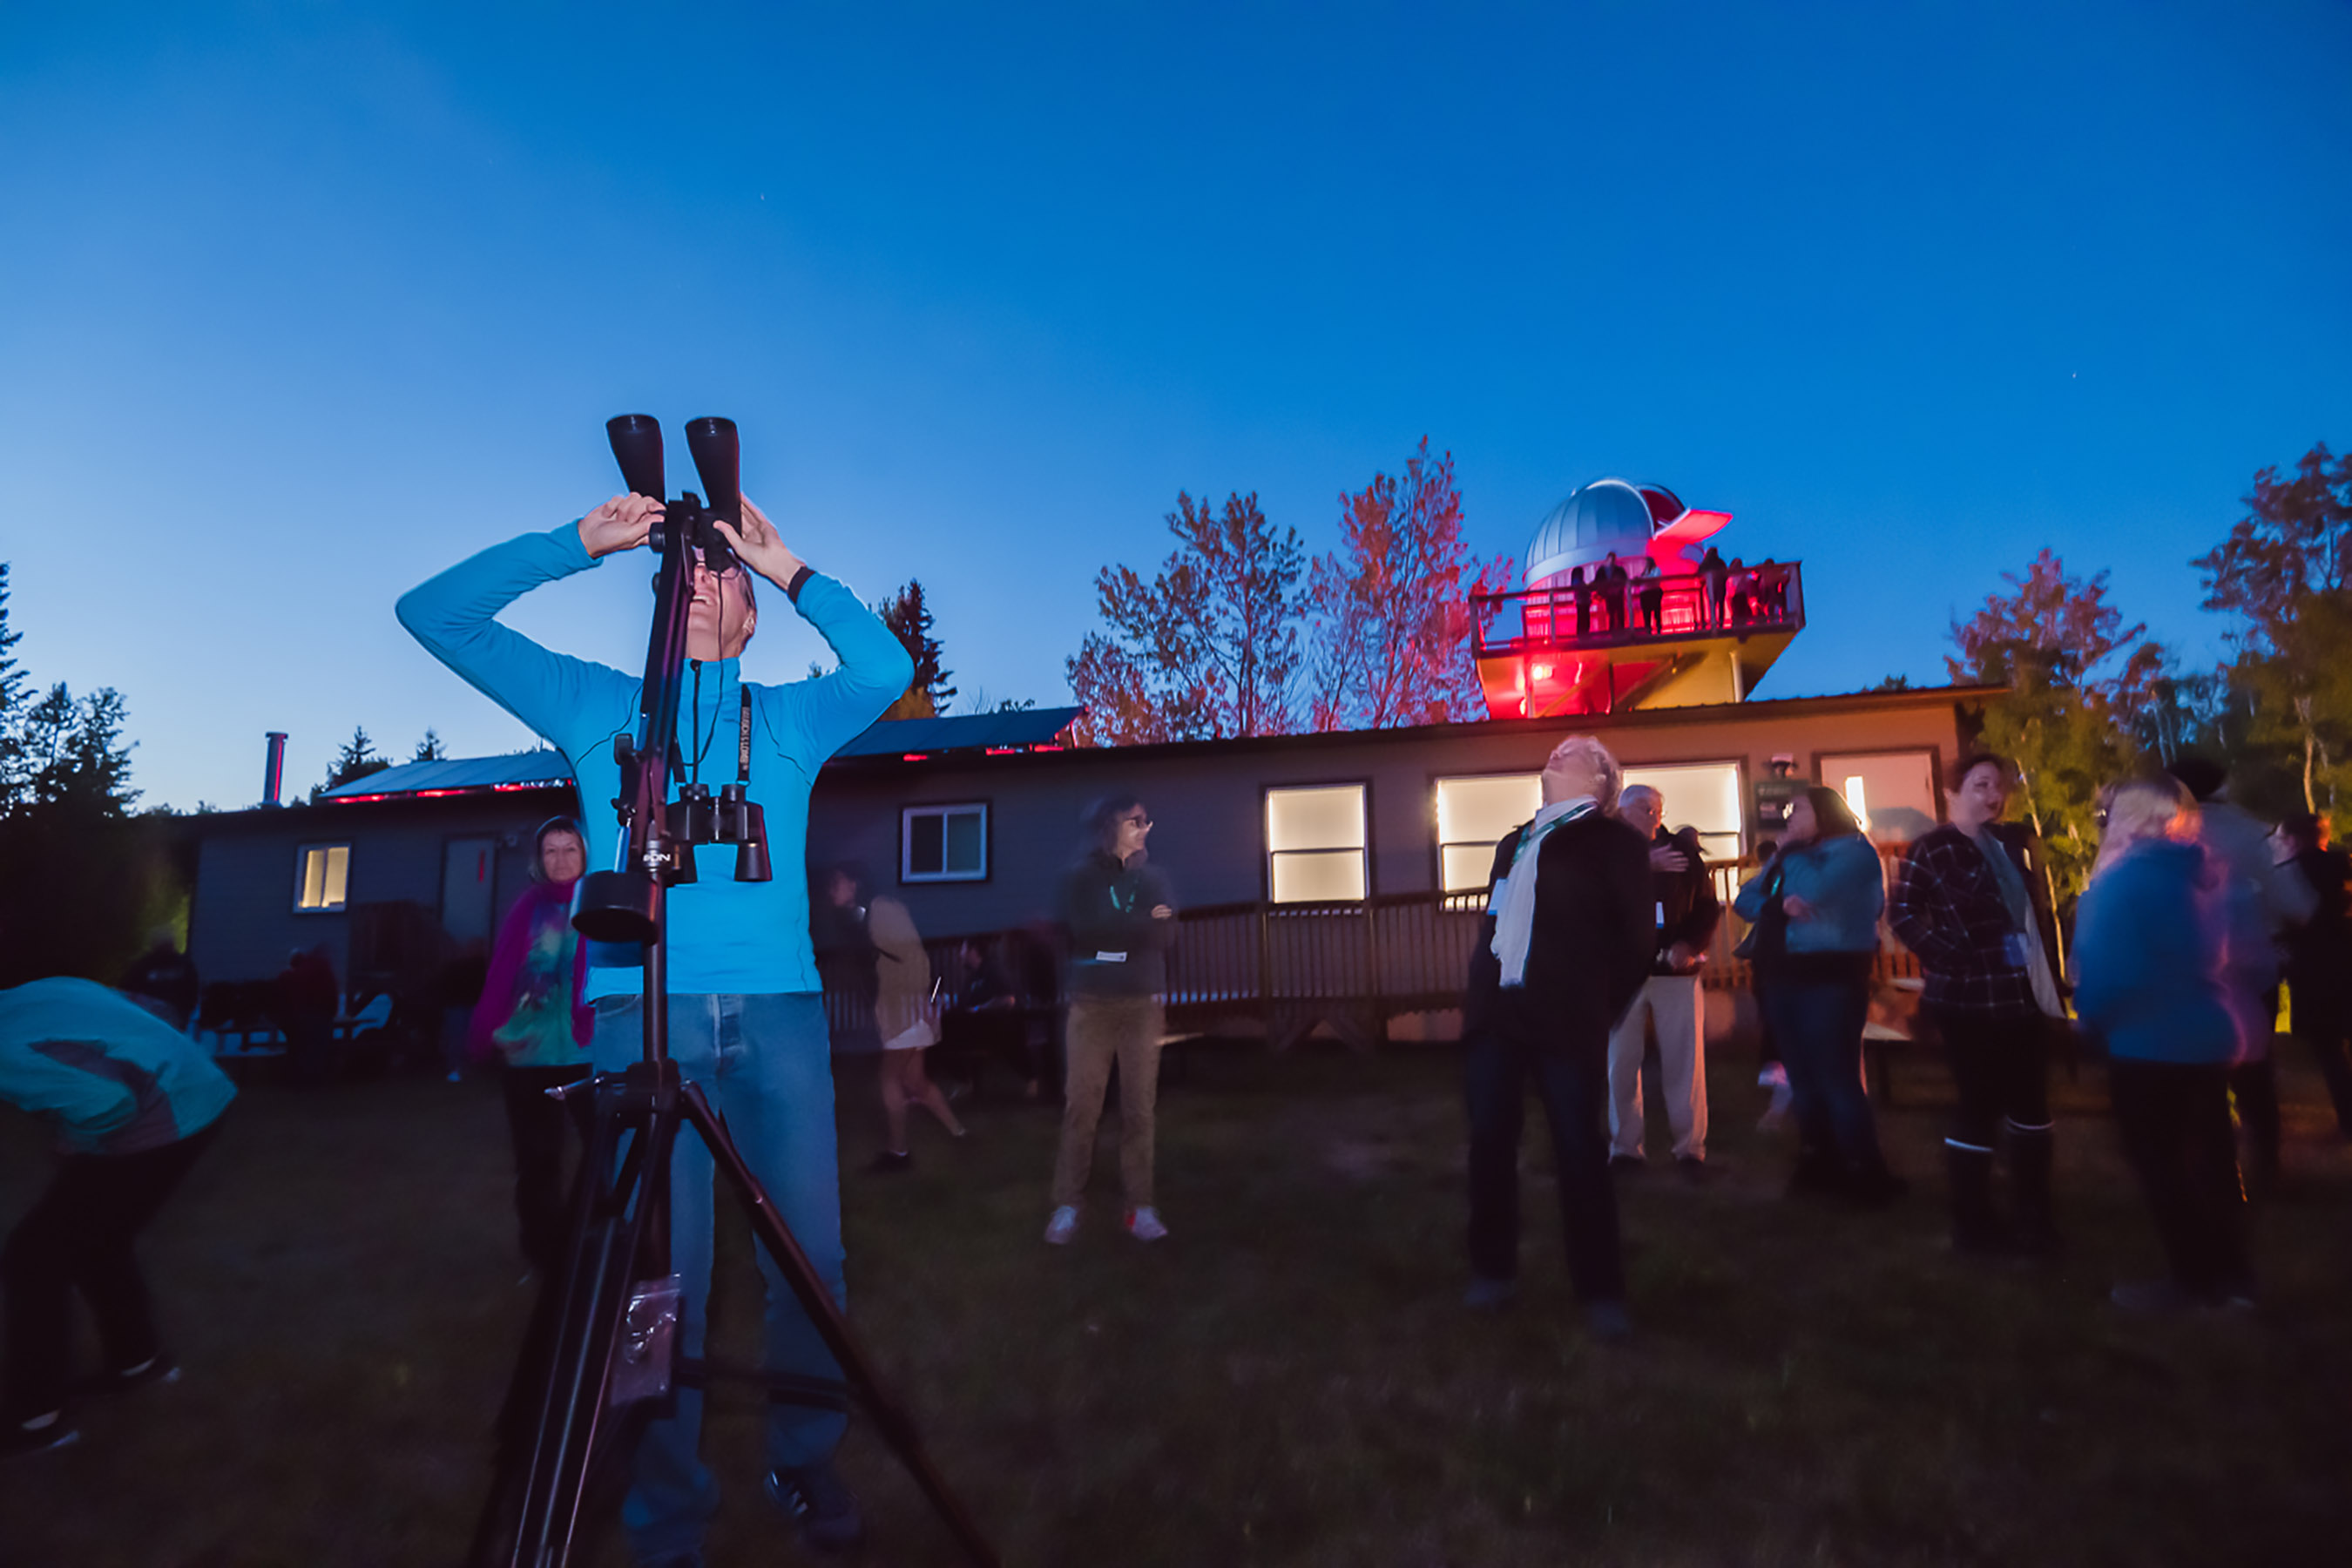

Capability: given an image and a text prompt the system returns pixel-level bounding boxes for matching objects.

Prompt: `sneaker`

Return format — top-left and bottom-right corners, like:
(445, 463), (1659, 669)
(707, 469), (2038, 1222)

(74, 1355), (180, 1397)
(2110, 1279), (2196, 1315)
(2, 1413), (78, 1462)
(765, 1459), (865, 1553)
(868, 1149), (913, 1174)
(1043, 1205), (1080, 1245)
(1584, 1300), (1635, 1341)
(1463, 1274), (1517, 1310)
(1125, 1206), (1169, 1241)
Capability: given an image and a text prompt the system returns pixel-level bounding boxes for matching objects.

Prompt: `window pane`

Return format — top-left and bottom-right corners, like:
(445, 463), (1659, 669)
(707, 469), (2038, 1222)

(1621, 763), (1744, 860)
(1442, 842), (1503, 893)
(1436, 774), (1539, 846)
(1267, 785), (1366, 852)
(944, 809), (984, 874)
(909, 813), (944, 875)
(323, 846), (349, 908)
(1271, 848), (1366, 903)
(301, 849), (326, 909)
(1818, 752), (1937, 842)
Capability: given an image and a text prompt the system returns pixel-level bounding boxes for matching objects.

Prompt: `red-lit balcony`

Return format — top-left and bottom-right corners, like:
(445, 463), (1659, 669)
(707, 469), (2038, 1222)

(1470, 560), (1806, 719)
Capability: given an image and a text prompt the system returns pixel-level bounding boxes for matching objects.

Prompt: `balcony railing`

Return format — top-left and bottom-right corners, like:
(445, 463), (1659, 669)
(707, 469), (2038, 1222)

(1472, 559), (1804, 659)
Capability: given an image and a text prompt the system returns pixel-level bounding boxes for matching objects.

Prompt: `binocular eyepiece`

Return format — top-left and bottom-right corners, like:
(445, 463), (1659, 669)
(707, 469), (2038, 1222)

(606, 414), (743, 576)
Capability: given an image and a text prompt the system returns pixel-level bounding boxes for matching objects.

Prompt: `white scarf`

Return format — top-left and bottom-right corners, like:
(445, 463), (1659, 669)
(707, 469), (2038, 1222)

(1490, 797), (1598, 987)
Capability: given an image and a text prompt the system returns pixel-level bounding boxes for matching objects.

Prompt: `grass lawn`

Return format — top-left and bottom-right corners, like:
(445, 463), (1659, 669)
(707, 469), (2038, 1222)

(3, 1039), (2349, 1566)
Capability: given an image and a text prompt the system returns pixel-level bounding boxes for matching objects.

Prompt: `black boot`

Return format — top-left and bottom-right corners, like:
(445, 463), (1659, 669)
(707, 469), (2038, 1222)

(1946, 1144), (2007, 1255)
(2009, 1132), (2060, 1257)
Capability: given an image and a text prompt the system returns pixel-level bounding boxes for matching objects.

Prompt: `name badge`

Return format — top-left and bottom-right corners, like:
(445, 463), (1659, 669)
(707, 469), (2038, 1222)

(1655, 901), (1666, 931)
(2002, 932), (2032, 967)
(1095, 951), (1127, 963)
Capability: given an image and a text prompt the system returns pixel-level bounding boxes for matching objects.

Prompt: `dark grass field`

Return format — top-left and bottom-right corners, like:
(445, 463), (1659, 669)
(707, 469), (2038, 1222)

(3, 1040), (2349, 1567)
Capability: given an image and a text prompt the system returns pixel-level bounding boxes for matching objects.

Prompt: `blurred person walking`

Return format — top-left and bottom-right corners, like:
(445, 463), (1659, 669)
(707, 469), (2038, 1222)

(1889, 753), (2067, 1256)
(2167, 758), (2315, 1193)
(467, 816), (593, 1277)
(1734, 788), (1903, 1202)
(1605, 787), (1720, 1173)
(2073, 777), (2255, 1312)
(862, 878), (965, 1171)
(1044, 795), (1177, 1245)
(2276, 811), (2352, 1140)
(1462, 736), (1652, 1336)
(1, 978), (235, 1460)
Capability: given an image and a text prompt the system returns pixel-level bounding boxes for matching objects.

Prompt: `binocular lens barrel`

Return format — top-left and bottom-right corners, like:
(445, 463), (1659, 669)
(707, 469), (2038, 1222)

(685, 416), (740, 526)
(607, 415), (666, 502)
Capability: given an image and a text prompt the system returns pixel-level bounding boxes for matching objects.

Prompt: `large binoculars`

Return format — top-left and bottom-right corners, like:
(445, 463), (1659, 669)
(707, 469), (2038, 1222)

(606, 413), (743, 577)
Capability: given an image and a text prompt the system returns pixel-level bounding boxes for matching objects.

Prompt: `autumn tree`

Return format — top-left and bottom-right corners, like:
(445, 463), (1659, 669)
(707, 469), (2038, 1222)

(1947, 548), (2164, 904)
(2194, 441), (2352, 812)
(1066, 490), (1306, 745)
(875, 579), (956, 720)
(1306, 439), (1512, 731)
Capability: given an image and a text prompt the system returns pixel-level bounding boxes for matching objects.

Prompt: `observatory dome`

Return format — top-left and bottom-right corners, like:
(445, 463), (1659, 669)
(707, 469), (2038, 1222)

(1525, 478), (1658, 586)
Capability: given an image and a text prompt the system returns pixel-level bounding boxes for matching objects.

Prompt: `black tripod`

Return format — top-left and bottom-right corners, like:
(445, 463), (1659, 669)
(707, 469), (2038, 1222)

(470, 416), (998, 1568)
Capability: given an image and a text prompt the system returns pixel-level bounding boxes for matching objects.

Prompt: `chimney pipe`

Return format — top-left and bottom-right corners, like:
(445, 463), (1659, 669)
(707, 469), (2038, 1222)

(264, 733), (288, 808)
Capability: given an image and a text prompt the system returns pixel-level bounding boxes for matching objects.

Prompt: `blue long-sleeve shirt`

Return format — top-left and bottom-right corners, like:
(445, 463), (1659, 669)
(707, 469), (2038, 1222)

(397, 524), (913, 999)
(0, 979), (237, 1156)
(2072, 840), (2237, 1064)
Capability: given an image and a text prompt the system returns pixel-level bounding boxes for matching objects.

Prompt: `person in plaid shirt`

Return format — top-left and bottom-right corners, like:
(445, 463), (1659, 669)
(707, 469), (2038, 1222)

(1888, 752), (2068, 1255)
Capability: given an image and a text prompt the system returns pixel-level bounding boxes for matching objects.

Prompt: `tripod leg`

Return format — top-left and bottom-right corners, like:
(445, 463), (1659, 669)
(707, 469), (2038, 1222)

(679, 1084), (1001, 1568)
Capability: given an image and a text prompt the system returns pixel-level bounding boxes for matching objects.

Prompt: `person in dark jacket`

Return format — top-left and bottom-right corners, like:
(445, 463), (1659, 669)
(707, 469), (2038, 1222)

(1044, 794), (1178, 1245)
(1463, 735), (1653, 1337)
(120, 933), (199, 1031)
(1734, 787), (1903, 1203)
(1696, 547), (1728, 630)
(1889, 752), (2068, 1255)
(1605, 786), (1722, 1172)
(2074, 777), (2253, 1312)
(2278, 811), (2352, 1139)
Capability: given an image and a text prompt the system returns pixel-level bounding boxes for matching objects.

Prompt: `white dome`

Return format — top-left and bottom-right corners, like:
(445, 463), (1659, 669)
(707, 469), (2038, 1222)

(1525, 478), (1656, 585)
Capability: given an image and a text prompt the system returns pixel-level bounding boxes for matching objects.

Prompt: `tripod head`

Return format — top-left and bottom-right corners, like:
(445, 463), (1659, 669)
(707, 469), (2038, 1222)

(574, 414), (772, 950)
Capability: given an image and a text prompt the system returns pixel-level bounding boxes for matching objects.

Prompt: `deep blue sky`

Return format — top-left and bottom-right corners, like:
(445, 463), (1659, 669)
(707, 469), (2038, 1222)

(4, 3), (2347, 810)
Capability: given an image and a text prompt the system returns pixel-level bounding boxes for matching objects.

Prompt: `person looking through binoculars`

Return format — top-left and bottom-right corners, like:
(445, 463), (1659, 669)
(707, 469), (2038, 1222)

(399, 478), (912, 1565)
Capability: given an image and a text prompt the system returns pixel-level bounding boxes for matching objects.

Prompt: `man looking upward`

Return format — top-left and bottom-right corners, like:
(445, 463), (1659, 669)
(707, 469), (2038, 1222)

(399, 486), (912, 1565)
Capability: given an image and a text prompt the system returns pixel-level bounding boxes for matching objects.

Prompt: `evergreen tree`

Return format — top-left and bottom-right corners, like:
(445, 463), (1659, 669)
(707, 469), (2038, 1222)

(874, 580), (956, 720)
(412, 727), (449, 763)
(314, 726), (391, 800)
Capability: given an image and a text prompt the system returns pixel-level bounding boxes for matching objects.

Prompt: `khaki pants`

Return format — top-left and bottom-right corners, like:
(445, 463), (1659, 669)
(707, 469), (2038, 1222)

(1052, 996), (1164, 1208)
(1607, 974), (1707, 1160)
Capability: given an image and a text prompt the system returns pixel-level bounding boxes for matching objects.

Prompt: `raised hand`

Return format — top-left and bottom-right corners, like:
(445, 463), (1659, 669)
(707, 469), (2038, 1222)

(711, 495), (808, 590)
(578, 493), (664, 559)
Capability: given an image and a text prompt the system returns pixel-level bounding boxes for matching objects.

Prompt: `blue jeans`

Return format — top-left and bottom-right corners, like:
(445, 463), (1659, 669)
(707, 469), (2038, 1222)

(1760, 975), (1885, 1175)
(591, 992), (847, 1565)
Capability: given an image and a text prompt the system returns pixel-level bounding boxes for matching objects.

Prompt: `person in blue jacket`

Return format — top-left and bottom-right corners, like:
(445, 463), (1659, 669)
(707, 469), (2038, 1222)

(2, 978), (236, 1461)
(399, 488), (910, 1564)
(2072, 776), (2253, 1314)
(1733, 787), (1903, 1203)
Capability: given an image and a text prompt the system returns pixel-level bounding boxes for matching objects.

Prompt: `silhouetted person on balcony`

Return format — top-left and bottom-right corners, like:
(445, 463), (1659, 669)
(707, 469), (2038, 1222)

(1756, 561), (1790, 622)
(1600, 552), (1629, 634)
(1725, 558), (1750, 626)
(1569, 564), (1591, 639)
(1463, 735), (1652, 1338)
(1636, 559), (1664, 633)
(1697, 547), (1727, 630)
(2277, 811), (2352, 1139)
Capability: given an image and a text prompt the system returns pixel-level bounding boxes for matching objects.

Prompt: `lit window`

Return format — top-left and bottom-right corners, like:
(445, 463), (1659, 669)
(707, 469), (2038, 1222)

(1435, 774), (1542, 893)
(1818, 751), (1938, 842)
(1620, 762), (1745, 862)
(295, 844), (351, 912)
(1267, 784), (1368, 902)
(902, 803), (987, 882)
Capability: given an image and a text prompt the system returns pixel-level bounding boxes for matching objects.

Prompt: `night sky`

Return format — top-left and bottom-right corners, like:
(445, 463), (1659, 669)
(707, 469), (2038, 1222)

(4, 2), (2347, 808)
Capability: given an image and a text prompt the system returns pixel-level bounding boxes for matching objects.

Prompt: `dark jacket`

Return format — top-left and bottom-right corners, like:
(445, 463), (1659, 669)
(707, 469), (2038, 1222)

(1465, 810), (1652, 1048)
(1888, 821), (2063, 1016)
(2285, 847), (2351, 999)
(1062, 850), (1176, 998)
(1648, 828), (1721, 974)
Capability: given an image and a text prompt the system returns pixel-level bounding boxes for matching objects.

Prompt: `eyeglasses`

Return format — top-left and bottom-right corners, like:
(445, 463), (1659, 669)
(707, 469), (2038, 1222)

(686, 545), (747, 581)
(1123, 815), (1153, 830)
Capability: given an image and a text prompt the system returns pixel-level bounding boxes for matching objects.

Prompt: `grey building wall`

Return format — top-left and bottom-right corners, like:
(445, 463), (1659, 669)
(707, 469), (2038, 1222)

(189, 790), (573, 990)
(809, 688), (1984, 943)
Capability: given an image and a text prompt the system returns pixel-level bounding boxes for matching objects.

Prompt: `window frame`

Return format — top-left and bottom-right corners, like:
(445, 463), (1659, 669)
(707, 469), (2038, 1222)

(1262, 780), (1374, 905)
(294, 841), (353, 915)
(1808, 745), (1948, 828)
(1429, 769), (1544, 897)
(1619, 754), (1753, 863)
(899, 801), (991, 885)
